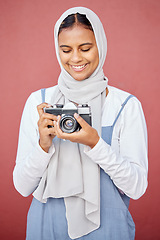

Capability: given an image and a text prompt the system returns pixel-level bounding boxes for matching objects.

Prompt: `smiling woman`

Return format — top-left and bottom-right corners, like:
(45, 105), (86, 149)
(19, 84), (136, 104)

(58, 24), (99, 81)
(13, 6), (148, 240)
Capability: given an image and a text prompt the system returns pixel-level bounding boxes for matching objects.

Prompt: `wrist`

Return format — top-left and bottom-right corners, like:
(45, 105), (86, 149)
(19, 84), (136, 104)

(39, 140), (50, 153)
(88, 135), (100, 149)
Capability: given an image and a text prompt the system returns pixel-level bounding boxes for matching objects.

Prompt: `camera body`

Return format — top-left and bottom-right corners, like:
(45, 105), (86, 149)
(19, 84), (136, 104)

(44, 104), (92, 133)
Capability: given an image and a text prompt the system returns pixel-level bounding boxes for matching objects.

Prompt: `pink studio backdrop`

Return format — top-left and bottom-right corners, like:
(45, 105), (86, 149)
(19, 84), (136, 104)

(0, 0), (159, 239)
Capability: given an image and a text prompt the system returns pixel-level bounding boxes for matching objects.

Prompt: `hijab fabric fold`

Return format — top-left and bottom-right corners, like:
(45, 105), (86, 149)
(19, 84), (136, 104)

(33, 7), (108, 239)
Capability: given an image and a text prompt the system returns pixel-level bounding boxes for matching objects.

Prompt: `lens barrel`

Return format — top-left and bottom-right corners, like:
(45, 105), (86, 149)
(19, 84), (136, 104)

(60, 115), (79, 133)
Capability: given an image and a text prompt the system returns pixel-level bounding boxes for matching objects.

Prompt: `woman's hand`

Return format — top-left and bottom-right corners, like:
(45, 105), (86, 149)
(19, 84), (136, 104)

(37, 103), (57, 153)
(54, 113), (100, 149)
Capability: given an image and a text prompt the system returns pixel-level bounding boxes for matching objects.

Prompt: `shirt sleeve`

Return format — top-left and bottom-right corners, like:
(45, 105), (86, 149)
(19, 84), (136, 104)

(13, 93), (55, 197)
(84, 98), (148, 200)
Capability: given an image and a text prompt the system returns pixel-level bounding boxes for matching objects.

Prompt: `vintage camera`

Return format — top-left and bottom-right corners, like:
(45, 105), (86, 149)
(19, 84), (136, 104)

(44, 103), (92, 133)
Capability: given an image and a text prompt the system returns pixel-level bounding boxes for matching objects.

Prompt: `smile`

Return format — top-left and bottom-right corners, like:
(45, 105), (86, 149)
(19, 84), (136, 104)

(70, 64), (87, 72)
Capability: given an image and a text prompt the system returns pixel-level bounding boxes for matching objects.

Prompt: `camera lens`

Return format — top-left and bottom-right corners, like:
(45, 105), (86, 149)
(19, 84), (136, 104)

(65, 119), (74, 129)
(60, 115), (79, 133)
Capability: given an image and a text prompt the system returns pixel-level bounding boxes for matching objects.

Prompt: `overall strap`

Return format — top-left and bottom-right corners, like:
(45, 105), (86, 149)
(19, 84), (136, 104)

(41, 88), (46, 103)
(112, 95), (134, 128)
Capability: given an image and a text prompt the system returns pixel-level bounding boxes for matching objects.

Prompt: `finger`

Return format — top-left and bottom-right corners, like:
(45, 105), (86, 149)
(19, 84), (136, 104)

(74, 113), (90, 129)
(37, 103), (52, 117)
(54, 117), (80, 142)
(48, 126), (56, 136)
(54, 117), (71, 140)
(38, 113), (57, 127)
(41, 113), (58, 121)
(42, 119), (55, 128)
(54, 117), (64, 137)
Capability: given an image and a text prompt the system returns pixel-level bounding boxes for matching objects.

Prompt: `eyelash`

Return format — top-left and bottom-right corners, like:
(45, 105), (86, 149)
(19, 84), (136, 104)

(62, 48), (91, 53)
(81, 48), (90, 52)
(62, 50), (71, 53)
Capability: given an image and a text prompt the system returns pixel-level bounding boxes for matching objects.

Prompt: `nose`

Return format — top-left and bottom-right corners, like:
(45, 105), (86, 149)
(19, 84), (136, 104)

(70, 50), (83, 63)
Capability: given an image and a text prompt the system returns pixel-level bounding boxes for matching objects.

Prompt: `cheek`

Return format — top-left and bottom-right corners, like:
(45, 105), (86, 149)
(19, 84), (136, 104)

(91, 53), (99, 69)
(88, 48), (99, 66)
(95, 54), (99, 68)
(59, 52), (68, 65)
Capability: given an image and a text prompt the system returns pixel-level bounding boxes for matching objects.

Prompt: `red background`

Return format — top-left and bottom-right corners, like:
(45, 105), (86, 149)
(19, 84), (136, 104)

(0, 0), (159, 239)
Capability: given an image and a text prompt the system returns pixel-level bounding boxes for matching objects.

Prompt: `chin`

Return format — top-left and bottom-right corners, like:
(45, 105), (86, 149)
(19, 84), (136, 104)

(74, 77), (86, 81)
(72, 73), (91, 81)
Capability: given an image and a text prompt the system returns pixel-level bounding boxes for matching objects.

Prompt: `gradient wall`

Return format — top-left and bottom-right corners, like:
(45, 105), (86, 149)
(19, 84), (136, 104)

(0, 0), (159, 239)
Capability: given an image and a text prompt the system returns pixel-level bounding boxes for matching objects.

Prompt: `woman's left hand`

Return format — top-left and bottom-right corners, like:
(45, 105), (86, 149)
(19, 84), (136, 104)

(54, 113), (100, 149)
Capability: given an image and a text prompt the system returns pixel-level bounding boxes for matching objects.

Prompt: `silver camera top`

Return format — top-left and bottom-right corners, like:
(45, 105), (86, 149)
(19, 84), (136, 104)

(77, 104), (91, 114)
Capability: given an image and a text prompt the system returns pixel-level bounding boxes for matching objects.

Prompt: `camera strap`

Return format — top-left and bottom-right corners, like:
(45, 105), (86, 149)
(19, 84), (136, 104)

(41, 88), (46, 103)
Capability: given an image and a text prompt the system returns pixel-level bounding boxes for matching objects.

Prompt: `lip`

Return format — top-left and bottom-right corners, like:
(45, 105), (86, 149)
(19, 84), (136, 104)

(70, 64), (88, 72)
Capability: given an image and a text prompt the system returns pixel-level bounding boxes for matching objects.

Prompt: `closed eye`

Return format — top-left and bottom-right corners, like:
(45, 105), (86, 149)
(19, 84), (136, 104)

(60, 45), (72, 53)
(62, 49), (71, 53)
(81, 48), (91, 52)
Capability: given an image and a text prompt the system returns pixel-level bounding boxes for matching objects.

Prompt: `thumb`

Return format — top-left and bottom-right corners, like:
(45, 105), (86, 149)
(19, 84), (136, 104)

(74, 113), (89, 129)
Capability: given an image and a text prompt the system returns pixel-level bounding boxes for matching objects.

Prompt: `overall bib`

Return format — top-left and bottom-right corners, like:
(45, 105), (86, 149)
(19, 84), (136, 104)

(26, 90), (135, 240)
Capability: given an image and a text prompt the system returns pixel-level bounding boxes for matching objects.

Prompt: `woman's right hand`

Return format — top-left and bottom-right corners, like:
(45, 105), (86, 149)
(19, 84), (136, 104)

(37, 103), (57, 153)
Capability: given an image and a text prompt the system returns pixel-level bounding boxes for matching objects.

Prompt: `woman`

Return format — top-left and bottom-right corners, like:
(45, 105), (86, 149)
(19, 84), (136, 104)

(13, 7), (148, 240)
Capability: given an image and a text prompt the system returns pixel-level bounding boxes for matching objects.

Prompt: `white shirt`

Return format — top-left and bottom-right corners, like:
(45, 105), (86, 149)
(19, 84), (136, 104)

(13, 85), (148, 200)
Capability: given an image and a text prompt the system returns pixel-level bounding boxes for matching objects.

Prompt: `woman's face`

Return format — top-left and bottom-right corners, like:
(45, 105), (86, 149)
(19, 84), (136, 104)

(58, 25), (99, 81)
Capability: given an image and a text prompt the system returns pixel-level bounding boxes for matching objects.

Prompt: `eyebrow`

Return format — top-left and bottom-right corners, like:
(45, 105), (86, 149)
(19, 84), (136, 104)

(60, 43), (93, 48)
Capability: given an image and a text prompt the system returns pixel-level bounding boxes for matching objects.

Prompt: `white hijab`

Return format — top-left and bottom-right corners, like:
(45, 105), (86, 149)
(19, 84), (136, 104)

(33, 7), (108, 239)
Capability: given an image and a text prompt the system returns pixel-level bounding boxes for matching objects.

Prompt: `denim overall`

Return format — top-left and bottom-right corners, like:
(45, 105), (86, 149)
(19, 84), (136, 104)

(26, 90), (135, 240)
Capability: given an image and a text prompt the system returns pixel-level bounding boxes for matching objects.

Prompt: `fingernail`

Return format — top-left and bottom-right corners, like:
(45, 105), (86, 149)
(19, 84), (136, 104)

(74, 113), (79, 118)
(47, 104), (52, 107)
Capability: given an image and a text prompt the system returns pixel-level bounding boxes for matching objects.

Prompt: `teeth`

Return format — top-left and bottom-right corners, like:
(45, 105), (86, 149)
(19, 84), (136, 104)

(72, 64), (86, 69)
